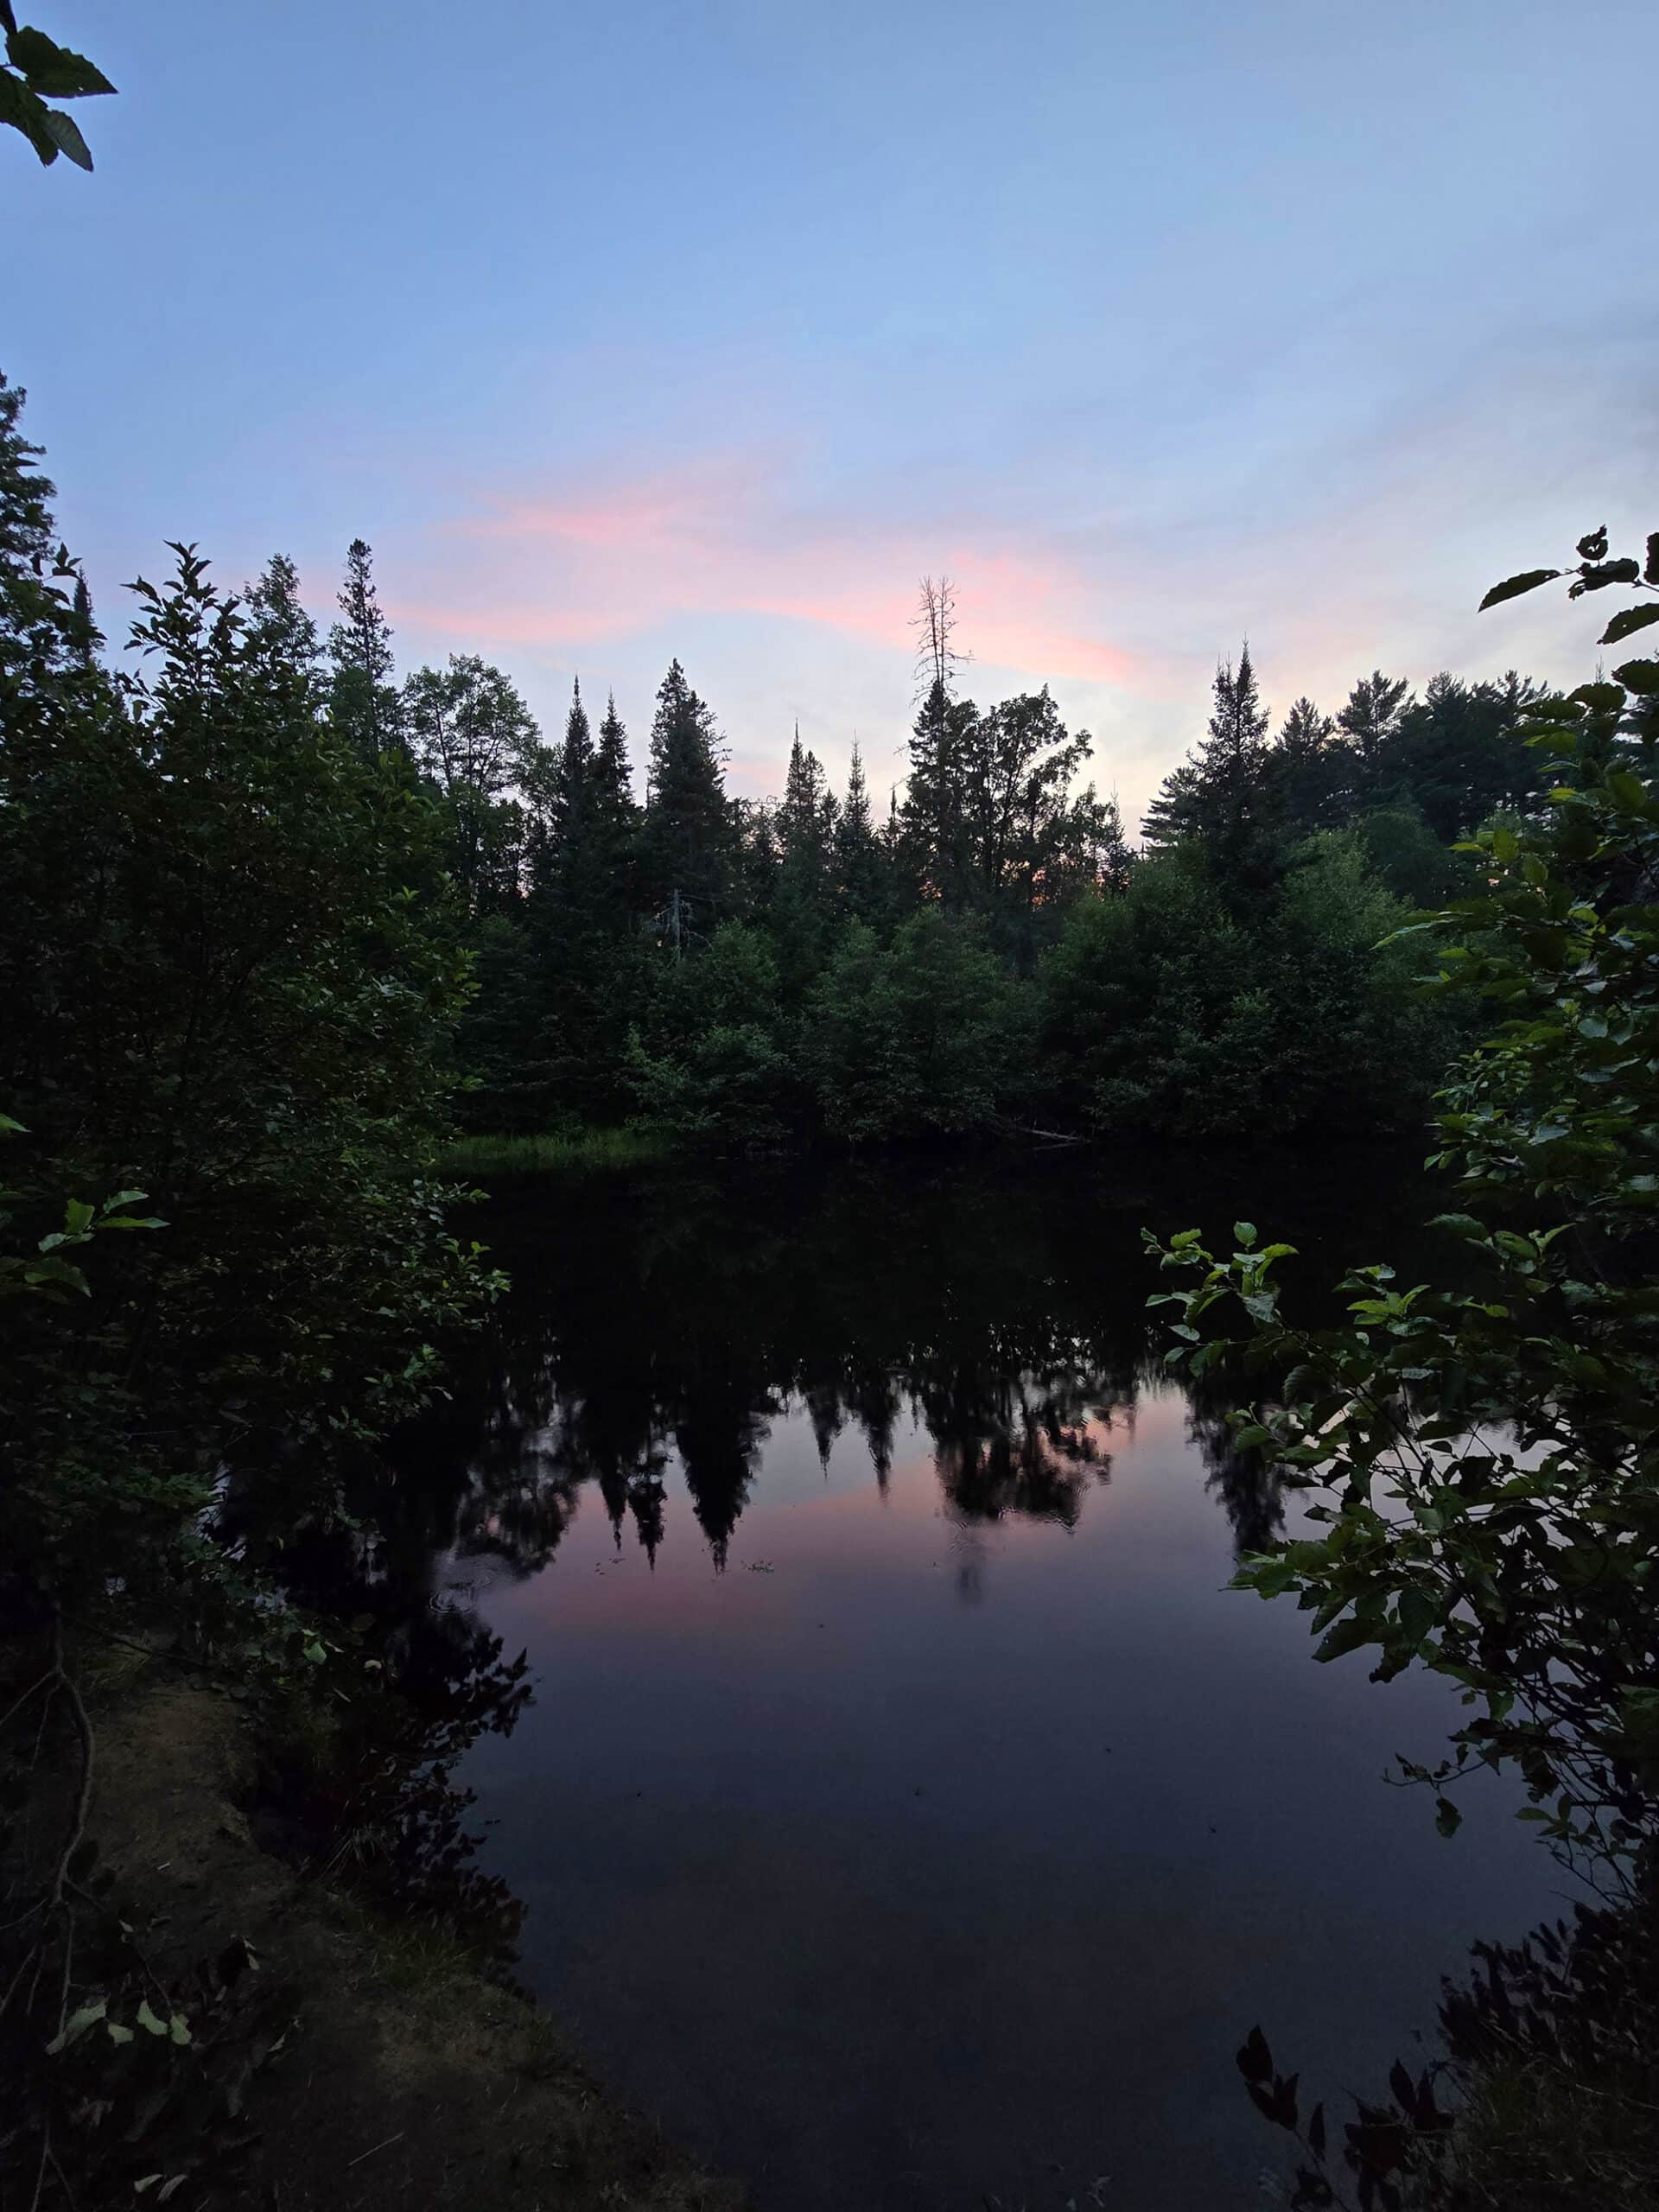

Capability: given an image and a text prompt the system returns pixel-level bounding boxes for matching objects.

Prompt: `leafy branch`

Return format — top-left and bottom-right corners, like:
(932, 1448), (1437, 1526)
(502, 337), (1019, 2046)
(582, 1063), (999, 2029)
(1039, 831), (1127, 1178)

(0, 5), (115, 173)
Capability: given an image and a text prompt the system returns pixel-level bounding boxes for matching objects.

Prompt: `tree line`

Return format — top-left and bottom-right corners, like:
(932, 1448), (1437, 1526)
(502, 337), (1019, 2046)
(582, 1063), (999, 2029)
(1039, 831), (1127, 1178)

(308, 533), (1551, 1148)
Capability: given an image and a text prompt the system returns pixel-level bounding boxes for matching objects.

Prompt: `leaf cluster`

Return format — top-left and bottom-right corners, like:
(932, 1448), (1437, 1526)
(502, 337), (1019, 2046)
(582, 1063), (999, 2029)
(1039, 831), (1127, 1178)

(0, 5), (113, 171)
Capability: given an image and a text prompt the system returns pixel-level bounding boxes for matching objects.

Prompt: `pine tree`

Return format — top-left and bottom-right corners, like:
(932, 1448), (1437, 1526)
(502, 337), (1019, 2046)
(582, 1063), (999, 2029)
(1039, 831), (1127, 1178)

(641, 658), (733, 924)
(1269, 695), (1345, 833)
(1140, 763), (1204, 855)
(1190, 645), (1278, 889)
(245, 554), (321, 701)
(777, 727), (830, 874)
(834, 741), (887, 922)
(549, 676), (594, 849)
(592, 691), (638, 855)
(900, 679), (977, 903)
(1336, 670), (1414, 804)
(328, 537), (402, 766)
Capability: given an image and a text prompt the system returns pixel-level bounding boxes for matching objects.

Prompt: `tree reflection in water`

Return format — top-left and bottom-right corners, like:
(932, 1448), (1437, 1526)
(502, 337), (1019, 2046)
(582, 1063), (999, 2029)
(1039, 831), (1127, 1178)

(381, 1152), (1411, 1584)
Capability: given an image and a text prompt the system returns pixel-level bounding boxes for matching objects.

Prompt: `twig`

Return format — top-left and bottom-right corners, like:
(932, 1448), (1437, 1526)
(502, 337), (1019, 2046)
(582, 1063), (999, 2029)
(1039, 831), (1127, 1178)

(0, 1669), (55, 1741)
(346, 2131), (404, 2168)
(28, 2121), (50, 2212)
(40, 1624), (94, 1912)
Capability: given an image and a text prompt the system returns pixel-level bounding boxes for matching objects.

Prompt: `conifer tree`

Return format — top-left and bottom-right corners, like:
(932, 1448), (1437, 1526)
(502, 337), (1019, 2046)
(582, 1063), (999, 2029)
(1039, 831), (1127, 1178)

(327, 537), (402, 765)
(1190, 645), (1278, 890)
(1139, 762), (1204, 854)
(245, 553), (321, 700)
(777, 727), (830, 877)
(592, 691), (639, 855)
(549, 675), (594, 849)
(834, 741), (888, 922)
(641, 658), (734, 923)
(1269, 694), (1345, 832)
(1336, 669), (1414, 804)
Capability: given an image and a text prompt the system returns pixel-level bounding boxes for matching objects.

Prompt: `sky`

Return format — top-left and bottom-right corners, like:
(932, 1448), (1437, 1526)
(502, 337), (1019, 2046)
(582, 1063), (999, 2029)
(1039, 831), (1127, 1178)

(7, 0), (1658, 830)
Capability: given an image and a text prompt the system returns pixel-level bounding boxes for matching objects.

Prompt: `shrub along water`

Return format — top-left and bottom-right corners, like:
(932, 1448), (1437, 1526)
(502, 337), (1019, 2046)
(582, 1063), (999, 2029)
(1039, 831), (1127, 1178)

(1149, 527), (1659, 2209)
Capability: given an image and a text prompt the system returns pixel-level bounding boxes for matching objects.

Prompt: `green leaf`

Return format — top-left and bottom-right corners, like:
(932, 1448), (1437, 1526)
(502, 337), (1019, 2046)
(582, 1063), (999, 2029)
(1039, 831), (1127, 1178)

(1234, 1221), (1257, 1248)
(0, 1112), (26, 1134)
(24, 1255), (89, 1294)
(1478, 569), (1560, 610)
(1599, 602), (1659, 647)
(1570, 558), (1642, 596)
(136, 1999), (168, 2037)
(46, 1997), (106, 2054)
(1434, 1796), (1462, 1838)
(0, 66), (58, 160)
(1613, 658), (1659, 696)
(41, 104), (92, 169)
(6, 26), (114, 95)
(1314, 1616), (1377, 1663)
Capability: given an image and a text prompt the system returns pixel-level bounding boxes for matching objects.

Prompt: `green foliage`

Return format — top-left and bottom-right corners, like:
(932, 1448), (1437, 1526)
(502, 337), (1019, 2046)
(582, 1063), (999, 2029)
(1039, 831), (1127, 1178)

(0, 384), (501, 1628)
(1039, 833), (1449, 1140)
(0, 7), (115, 172)
(805, 911), (1029, 1143)
(1147, 531), (1659, 1866)
(626, 921), (797, 1150)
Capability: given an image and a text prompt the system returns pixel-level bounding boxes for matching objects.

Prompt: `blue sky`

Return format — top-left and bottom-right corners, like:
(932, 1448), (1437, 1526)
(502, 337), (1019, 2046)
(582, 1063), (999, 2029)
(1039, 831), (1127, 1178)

(7, 0), (1656, 827)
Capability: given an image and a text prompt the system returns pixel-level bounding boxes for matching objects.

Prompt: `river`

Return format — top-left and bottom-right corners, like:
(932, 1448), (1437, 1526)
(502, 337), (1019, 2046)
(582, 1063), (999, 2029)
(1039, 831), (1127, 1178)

(381, 1147), (1567, 2210)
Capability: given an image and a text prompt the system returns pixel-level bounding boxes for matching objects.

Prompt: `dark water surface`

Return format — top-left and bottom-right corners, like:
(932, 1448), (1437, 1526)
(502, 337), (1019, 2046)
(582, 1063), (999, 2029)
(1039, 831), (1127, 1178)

(399, 1148), (1565, 2212)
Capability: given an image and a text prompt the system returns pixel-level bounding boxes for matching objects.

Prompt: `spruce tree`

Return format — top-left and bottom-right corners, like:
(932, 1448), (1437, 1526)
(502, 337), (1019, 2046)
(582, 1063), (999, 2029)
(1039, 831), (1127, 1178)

(549, 676), (594, 849)
(592, 691), (638, 856)
(641, 658), (734, 924)
(835, 741), (888, 922)
(327, 537), (402, 766)
(900, 677), (976, 903)
(1191, 645), (1278, 889)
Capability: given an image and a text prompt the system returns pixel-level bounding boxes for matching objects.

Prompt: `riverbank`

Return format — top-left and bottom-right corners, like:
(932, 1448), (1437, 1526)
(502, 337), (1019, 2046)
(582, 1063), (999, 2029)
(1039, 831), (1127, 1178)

(17, 1656), (746, 2212)
(443, 1127), (669, 1177)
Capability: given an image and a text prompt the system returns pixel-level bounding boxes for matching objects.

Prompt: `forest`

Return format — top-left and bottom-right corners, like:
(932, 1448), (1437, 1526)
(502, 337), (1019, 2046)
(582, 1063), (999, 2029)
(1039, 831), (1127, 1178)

(338, 553), (1545, 1150)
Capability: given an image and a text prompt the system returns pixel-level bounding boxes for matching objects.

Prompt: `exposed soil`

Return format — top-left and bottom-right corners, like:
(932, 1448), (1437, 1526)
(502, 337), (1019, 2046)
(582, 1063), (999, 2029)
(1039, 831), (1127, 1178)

(87, 1672), (750, 2212)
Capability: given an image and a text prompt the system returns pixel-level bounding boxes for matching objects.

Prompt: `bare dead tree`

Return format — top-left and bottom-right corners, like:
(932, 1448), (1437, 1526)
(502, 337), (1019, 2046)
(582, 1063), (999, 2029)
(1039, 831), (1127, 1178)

(910, 575), (969, 708)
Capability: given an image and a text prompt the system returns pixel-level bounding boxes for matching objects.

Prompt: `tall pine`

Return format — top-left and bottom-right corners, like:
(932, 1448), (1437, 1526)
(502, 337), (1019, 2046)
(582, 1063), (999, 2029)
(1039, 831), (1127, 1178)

(328, 537), (402, 766)
(835, 741), (887, 922)
(641, 658), (733, 928)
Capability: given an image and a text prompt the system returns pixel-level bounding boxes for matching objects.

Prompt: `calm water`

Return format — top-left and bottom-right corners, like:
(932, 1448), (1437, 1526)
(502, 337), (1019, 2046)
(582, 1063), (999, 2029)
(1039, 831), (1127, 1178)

(394, 1149), (1565, 2212)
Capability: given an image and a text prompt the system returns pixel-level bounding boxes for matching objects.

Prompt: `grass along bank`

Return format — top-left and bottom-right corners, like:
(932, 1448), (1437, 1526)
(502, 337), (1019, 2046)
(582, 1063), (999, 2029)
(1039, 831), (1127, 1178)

(442, 1127), (669, 1178)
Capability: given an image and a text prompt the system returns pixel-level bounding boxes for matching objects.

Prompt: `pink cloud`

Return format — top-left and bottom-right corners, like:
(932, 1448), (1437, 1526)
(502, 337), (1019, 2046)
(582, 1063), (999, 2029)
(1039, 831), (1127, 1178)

(387, 448), (1141, 689)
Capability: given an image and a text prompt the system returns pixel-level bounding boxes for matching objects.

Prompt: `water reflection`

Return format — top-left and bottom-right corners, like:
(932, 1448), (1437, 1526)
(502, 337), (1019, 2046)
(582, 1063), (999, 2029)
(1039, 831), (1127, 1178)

(367, 1147), (1560, 2212)
(393, 1152), (1338, 1580)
